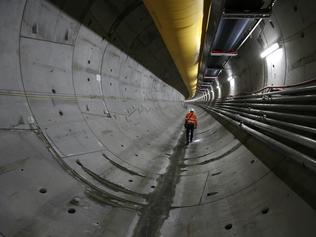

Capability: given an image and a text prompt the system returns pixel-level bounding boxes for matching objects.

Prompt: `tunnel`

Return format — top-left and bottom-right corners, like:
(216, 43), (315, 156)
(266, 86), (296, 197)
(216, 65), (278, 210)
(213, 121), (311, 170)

(1, 0), (316, 236)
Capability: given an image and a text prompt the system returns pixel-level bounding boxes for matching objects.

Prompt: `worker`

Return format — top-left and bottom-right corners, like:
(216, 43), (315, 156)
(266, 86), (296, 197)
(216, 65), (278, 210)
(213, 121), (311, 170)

(184, 108), (198, 145)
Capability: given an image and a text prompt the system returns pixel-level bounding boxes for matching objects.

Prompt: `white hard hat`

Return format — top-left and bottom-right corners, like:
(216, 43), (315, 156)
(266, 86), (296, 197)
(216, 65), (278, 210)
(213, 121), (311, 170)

(190, 108), (194, 112)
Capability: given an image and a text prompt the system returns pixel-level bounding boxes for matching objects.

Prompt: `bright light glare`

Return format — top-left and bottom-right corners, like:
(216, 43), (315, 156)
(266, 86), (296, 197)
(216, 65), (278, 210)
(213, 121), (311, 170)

(266, 48), (283, 63)
(229, 78), (235, 88)
(227, 76), (234, 82)
(260, 43), (280, 58)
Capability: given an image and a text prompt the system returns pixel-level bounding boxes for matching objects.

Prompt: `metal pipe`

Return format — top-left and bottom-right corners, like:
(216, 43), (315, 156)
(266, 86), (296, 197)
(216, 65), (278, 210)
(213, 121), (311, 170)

(206, 107), (316, 173)
(210, 51), (238, 56)
(230, 85), (316, 100)
(219, 107), (316, 135)
(220, 94), (316, 103)
(222, 11), (271, 19)
(210, 108), (316, 151)
(216, 102), (316, 112)
(251, 78), (316, 94)
(237, 19), (262, 50)
(264, 85), (316, 96)
(215, 105), (316, 125)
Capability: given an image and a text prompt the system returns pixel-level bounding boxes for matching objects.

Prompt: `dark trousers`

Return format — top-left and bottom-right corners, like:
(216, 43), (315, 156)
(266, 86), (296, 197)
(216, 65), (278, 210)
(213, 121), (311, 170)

(186, 123), (195, 143)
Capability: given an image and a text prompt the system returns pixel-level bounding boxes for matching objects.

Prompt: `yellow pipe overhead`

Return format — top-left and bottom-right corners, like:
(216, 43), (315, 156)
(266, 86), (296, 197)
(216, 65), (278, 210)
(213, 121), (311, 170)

(143, 0), (205, 98)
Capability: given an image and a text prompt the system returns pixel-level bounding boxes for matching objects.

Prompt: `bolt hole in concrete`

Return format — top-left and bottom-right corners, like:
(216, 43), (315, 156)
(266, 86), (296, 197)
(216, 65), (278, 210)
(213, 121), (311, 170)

(68, 208), (76, 214)
(211, 172), (221, 176)
(261, 207), (269, 214)
(64, 31), (69, 41)
(206, 192), (218, 197)
(59, 110), (63, 116)
(121, 144), (124, 147)
(128, 179), (133, 182)
(52, 89), (56, 94)
(151, 186), (155, 189)
(250, 160), (255, 164)
(88, 60), (91, 64)
(32, 23), (38, 34)
(225, 224), (232, 230)
(20, 168), (24, 171)
(135, 154), (138, 156)
(39, 188), (47, 194)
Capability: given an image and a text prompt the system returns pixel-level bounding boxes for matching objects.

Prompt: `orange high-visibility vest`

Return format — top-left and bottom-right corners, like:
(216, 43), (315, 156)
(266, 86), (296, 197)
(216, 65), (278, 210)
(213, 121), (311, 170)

(185, 112), (198, 127)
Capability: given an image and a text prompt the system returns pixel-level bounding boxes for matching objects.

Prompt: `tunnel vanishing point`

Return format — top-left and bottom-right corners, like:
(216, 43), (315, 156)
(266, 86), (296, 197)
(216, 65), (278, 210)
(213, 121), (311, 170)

(1, 0), (316, 236)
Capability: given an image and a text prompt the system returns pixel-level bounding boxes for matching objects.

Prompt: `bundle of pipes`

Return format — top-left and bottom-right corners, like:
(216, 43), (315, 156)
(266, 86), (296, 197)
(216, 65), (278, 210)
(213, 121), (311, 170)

(201, 85), (316, 172)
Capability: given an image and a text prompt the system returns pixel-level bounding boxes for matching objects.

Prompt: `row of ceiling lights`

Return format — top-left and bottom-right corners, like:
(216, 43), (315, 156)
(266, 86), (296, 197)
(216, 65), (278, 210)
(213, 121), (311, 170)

(190, 41), (280, 102)
(196, 0), (278, 96)
(197, 40), (281, 92)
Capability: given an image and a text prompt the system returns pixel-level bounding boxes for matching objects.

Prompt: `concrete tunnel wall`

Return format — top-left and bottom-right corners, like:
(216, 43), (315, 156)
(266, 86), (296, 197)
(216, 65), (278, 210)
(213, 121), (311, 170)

(205, 0), (316, 101)
(1, 0), (316, 237)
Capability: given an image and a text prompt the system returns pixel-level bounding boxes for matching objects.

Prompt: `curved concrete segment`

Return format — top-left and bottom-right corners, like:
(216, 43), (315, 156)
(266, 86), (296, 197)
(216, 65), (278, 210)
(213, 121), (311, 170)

(0, 1), (316, 237)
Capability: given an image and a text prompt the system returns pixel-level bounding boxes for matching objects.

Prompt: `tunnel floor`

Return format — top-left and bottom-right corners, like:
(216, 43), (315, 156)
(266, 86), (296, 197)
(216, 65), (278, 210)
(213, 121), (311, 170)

(1, 106), (316, 237)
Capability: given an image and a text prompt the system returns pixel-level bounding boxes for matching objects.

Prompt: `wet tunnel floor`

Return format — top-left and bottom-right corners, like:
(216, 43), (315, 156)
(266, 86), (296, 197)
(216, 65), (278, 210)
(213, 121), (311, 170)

(132, 132), (186, 237)
(131, 106), (316, 237)
(1, 107), (316, 237)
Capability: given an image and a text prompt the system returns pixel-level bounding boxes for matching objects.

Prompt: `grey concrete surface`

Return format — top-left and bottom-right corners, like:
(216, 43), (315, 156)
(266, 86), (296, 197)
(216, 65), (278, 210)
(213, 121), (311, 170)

(0, 0), (316, 237)
(47, 0), (189, 97)
(199, 0), (316, 101)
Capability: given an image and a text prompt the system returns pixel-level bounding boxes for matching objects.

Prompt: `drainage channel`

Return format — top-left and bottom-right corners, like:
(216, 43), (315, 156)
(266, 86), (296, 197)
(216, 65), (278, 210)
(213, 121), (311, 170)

(132, 131), (186, 237)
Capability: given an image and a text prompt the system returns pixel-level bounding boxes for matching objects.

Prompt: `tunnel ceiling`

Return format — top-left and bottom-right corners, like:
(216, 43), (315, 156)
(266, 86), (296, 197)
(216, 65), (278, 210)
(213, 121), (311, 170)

(197, 0), (275, 95)
(49, 0), (189, 98)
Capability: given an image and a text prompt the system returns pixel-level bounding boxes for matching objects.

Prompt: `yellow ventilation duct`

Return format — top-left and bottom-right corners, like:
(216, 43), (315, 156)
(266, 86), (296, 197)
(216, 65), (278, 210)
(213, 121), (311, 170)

(144, 0), (205, 98)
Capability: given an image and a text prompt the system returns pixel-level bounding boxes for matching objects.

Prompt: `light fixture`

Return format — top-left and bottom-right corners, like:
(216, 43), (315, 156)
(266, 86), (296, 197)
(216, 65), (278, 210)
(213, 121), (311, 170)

(260, 43), (280, 58)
